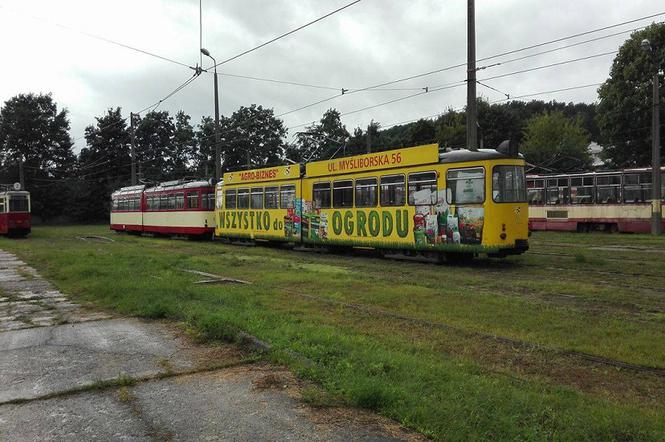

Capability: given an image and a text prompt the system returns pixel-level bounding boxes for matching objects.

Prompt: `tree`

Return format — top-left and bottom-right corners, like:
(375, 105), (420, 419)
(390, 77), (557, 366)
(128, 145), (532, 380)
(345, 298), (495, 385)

(172, 111), (196, 178)
(520, 111), (591, 171)
(74, 107), (131, 221)
(194, 116), (216, 177)
(406, 119), (436, 146)
(134, 110), (176, 182)
(291, 108), (349, 161)
(222, 105), (286, 171)
(435, 109), (466, 148)
(0, 93), (75, 220)
(597, 22), (665, 167)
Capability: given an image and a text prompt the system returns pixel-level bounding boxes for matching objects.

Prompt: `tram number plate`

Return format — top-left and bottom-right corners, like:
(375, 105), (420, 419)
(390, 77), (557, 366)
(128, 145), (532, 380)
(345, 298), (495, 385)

(546, 210), (568, 219)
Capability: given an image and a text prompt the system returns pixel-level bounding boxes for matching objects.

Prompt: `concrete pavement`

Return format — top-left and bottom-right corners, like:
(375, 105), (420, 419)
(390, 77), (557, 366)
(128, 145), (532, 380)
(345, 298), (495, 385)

(0, 250), (420, 441)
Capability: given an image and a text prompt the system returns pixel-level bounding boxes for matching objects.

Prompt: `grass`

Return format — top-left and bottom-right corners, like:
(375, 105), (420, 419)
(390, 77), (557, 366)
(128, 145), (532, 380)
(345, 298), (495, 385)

(2, 225), (665, 440)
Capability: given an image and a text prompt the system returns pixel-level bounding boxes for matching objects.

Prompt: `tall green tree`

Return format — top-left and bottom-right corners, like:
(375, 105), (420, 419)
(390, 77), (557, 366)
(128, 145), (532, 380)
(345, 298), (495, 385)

(435, 109), (466, 148)
(134, 110), (176, 182)
(520, 111), (591, 171)
(291, 108), (349, 161)
(0, 93), (75, 220)
(172, 110), (196, 178)
(194, 116), (213, 177)
(222, 105), (287, 171)
(75, 107), (131, 221)
(407, 119), (436, 146)
(597, 22), (665, 167)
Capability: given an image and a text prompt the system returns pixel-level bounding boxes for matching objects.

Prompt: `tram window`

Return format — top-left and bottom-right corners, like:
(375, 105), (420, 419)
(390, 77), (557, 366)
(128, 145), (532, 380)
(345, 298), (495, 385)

(167, 194), (175, 210)
(623, 174), (642, 203)
(264, 186), (279, 209)
(527, 179), (544, 189)
(112, 198), (119, 211)
(492, 165), (526, 203)
(546, 177), (570, 205)
(187, 192), (199, 209)
(380, 174), (405, 206)
(333, 180), (354, 208)
(313, 182), (331, 209)
(225, 189), (237, 209)
(175, 193), (185, 209)
(447, 168), (484, 204)
(250, 188), (264, 209)
(201, 193), (215, 210)
(0, 201), (4, 213)
(528, 189), (545, 205)
(597, 186), (620, 204)
(9, 195), (29, 212)
(355, 178), (377, 207)
(408, 172), (437, 205)
(597, 175), (621, 186)
(624, 174), (639, 185)
(597, 174), (621, 204)
(280, 185), (296, 209)
(237, 189), (250, 208)
(570, 176), (594, 204)
(527, 179), (545, 205)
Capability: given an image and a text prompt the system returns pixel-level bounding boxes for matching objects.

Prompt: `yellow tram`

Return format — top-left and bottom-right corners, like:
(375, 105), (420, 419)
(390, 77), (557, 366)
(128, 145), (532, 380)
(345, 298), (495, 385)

(214, 143), (529, 258)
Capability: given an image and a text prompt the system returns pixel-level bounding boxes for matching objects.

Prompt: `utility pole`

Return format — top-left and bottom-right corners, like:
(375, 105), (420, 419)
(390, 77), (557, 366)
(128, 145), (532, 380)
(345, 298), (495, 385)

(213, 70), (221, 180)
(642, 38), (662, 235)
(651, 70), (662, 234)
(18, 156), (24, 190)
(201, 48), (221, 181)
(366, 120), (373, 153)
(130, 112), (139, 185)
(466, 0), (478, 151)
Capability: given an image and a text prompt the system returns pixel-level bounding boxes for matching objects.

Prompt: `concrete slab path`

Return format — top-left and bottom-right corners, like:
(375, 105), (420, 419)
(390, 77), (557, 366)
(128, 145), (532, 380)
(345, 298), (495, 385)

(0, 250), (421, 441)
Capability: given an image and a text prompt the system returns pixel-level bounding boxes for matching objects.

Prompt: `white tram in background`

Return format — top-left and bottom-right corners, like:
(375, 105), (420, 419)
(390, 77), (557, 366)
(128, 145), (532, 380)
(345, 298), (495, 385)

(110, 180), (215, 237)
(527, 167), (665, 233)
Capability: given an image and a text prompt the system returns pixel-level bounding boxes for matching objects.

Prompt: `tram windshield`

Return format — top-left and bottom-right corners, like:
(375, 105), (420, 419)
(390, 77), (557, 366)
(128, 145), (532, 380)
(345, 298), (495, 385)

(492, 165), (526, 203)
(8, 195), (29, 212)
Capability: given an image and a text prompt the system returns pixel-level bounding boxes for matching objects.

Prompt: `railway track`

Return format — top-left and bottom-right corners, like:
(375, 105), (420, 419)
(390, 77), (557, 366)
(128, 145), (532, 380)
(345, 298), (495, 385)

(284, 289), (665, 378)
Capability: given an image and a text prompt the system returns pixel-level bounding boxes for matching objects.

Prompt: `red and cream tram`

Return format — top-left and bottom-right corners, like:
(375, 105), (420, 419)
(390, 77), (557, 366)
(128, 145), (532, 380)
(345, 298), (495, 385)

(111, 180), (215, 237)
(527, 167), (665, 233)
(0, 186), (31, 237)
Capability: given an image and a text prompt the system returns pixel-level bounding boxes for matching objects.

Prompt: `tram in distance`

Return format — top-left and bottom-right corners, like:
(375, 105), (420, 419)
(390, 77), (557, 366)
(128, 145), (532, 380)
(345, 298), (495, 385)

(110, 180), (216, 237)
(527, 167), (665, 233)
(0, 185), (31, 237)
(111, 142), (530, 259)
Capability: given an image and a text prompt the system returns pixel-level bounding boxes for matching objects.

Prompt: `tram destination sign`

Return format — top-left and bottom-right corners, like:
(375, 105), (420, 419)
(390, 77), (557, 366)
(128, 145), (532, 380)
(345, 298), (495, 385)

(305, 144), (439, 177)
(223, 164), (300, 184)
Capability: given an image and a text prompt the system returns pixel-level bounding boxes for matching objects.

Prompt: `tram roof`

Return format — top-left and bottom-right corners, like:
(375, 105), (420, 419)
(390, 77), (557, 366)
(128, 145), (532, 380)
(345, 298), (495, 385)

(144, 180), (212, 193)
(111, 184), (145, 197)
(527, 166), (665, 179)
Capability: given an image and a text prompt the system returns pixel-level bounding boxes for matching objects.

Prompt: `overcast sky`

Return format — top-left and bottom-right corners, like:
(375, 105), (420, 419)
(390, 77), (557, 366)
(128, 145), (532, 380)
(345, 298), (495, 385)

(0, 0), (662, 152)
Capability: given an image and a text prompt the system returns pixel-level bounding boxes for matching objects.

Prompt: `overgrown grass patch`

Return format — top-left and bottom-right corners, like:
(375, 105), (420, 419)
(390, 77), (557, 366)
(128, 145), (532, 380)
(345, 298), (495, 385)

(2, 225), (665, 440)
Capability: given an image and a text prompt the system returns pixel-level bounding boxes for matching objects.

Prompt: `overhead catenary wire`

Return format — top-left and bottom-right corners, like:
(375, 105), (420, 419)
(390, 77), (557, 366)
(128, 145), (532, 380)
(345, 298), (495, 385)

(72, 72), (202, 143)
(270, 13), (665, 118)
(0, 4), (192, 69)
(207, 0), (363, 69)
